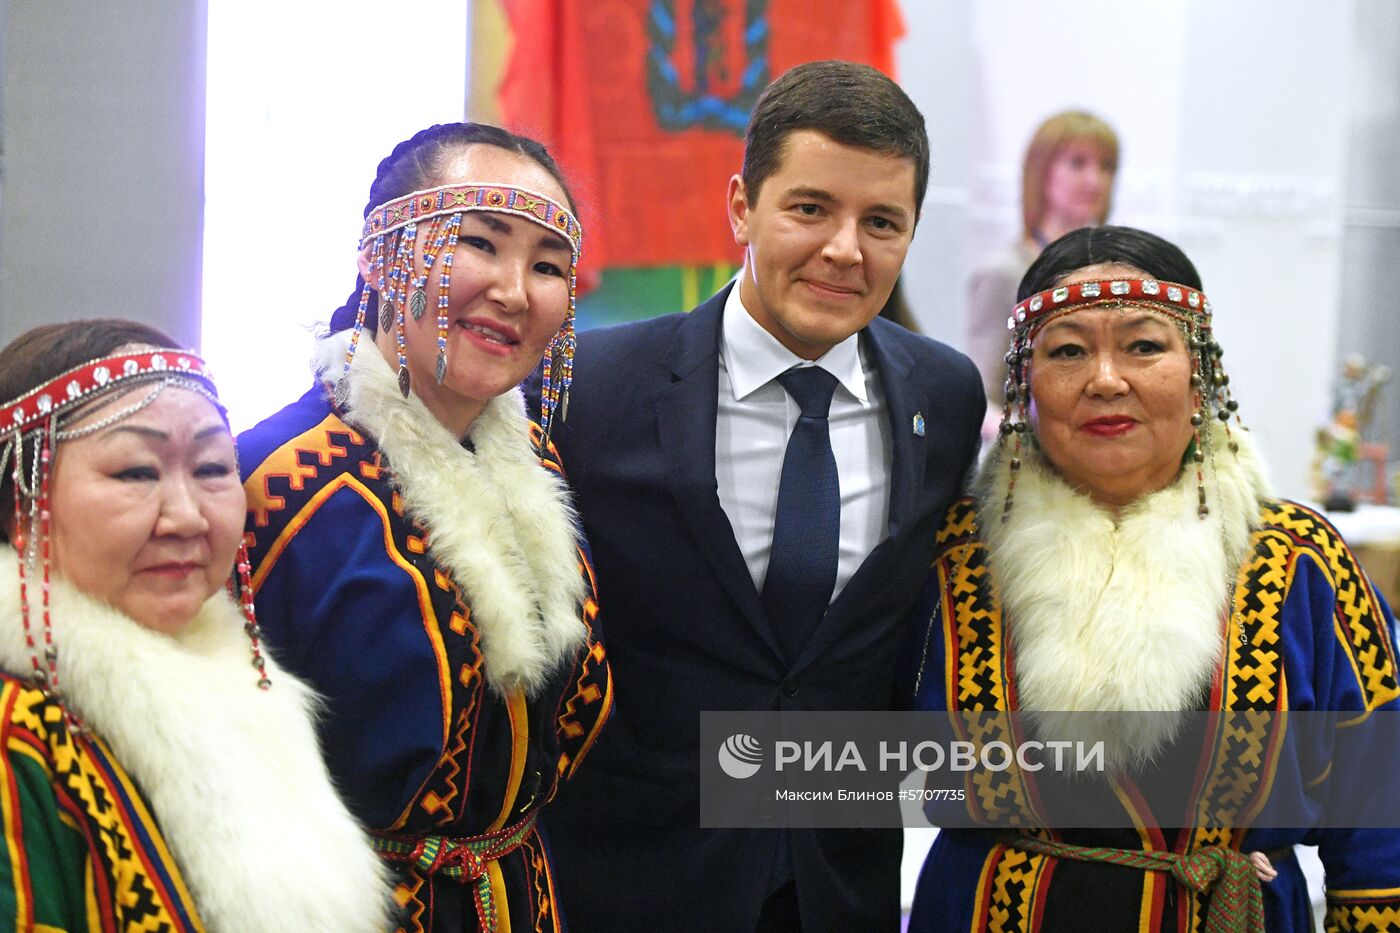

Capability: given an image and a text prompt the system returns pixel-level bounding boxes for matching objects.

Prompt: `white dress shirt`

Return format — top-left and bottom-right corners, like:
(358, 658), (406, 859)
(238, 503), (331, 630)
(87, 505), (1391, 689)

(715, 283), (892, 603)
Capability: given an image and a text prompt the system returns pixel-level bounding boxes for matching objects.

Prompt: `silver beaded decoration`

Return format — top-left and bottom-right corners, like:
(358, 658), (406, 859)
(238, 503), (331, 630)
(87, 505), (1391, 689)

(435, 213), (461, 386)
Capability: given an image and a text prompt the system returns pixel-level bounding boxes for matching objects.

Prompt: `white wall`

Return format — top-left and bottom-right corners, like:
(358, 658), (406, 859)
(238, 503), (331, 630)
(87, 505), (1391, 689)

(201, 0), (468, 431)
(0, 0), (207, 348)
(1336, 0), (1400, 470)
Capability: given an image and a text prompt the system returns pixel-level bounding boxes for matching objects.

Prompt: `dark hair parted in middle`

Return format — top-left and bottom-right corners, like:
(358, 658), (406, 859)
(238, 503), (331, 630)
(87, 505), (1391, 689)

(741, 60), (929, 220)
(1019, 225), (1204, 301)
(329, 122), (576, 334)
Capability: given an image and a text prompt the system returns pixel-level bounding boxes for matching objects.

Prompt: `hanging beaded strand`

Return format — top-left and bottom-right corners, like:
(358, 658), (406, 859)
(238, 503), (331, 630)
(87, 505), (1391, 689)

(1188, 320), (1211, 517)
(13, 429), (80, 730)
(35, 430), (75, 727)
(342, 279), (372, 378)
(996, 291), (1044, 522)
(396, 224), (417, 316)
(341, 234), (386, 391)
(1211, 332), (1243, 454)
(1004, 343), (1030, 523)
(379, 230), (399, 337)
(540, 259), (579, 443)
(434, 213), (462, 385)
(236, 540), (271, 689)
(559, 261), (579, 424)
(382, 225), (415, 336)
(392, 224), (417, 396)
(540, 340), (559, 441)
(993, 358), (1015, 519)
(410, 214), (447, 322)
(995, 323), (1032, 522)
(12, 445), (38, 691)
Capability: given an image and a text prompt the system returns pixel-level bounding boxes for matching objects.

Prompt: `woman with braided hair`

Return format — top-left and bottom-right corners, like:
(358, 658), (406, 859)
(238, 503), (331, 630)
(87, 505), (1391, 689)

(239, 123), (612, 932)
(907, 226), (1400, 932)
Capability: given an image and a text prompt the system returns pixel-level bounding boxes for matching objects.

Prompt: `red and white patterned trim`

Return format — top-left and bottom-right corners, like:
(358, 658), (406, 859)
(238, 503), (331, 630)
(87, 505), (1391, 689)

(1009, 278), (1211, 333)
(0, 350), (216, 439)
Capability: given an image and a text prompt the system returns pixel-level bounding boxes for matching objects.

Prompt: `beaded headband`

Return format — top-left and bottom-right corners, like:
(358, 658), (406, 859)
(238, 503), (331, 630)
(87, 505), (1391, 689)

(0, 350), (218, 441)
(996, 277), (1240, 523)
(1, 348), (270, 731)
(1008, 278), (1211, 337)
(344, 181), (583, 442)
(360, 182), (583, 257)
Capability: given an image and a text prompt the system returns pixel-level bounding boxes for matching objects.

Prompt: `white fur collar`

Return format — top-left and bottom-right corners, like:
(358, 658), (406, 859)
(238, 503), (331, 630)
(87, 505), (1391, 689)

(976, 421), (1272, 766)
(0, 553), (393, 931)
(315, 332), (586, 695)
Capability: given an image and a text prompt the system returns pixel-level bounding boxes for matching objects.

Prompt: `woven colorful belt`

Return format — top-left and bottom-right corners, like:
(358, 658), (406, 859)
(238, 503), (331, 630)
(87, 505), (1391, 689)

(1006, 835), (1264, 933)
(372, 811), (538, 933)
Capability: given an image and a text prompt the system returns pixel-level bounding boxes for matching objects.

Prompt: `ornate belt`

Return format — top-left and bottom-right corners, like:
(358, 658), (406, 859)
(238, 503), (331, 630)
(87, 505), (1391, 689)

(1005, 834), (1274, 933)
(372, 811), (538, 933)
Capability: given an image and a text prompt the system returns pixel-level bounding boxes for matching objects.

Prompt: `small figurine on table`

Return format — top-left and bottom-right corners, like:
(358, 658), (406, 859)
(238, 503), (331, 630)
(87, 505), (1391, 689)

(1313, 354), (1391, 510)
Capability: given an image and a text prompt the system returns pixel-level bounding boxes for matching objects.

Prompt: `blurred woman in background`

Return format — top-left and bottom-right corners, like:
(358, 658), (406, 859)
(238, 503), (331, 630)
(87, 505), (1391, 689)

(966, 110), (1118, 416)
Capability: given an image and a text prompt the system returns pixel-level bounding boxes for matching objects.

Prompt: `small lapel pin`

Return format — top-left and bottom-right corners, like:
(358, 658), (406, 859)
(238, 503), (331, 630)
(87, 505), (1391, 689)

(912, 412), (926, 437)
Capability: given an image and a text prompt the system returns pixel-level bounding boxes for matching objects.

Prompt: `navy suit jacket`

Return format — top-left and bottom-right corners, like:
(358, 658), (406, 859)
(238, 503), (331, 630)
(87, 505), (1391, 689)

(536, 285), (984, 932)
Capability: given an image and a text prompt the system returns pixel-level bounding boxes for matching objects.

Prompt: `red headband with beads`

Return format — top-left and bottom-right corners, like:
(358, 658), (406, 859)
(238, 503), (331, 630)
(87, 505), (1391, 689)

(0, 350), (217, 441)
(1008, 278), (1211, 336)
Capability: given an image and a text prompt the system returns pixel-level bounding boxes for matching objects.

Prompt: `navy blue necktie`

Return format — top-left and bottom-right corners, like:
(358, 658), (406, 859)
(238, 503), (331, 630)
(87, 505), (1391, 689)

(762, 366), (840, 663)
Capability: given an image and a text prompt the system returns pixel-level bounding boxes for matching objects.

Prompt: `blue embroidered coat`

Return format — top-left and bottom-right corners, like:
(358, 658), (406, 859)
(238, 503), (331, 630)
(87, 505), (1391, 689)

(907, 495), (1400, 933)
(240, 344), (611, 933)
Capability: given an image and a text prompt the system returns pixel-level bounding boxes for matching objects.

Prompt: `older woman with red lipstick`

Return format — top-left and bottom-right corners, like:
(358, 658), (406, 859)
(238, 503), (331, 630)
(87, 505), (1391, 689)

(907, 226), (1400, 932)
(237, 123), (612, 933)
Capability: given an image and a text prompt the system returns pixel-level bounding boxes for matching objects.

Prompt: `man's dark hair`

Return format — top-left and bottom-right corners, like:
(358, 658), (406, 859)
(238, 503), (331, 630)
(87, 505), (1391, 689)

(741, 60), (929, 219)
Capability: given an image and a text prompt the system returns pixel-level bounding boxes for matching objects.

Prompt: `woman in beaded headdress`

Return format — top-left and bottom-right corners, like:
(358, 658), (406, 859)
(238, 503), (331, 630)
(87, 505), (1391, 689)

(906, 226), (1400, 932)
(0, 320), (392, 931)
(238, 123), (612, 933)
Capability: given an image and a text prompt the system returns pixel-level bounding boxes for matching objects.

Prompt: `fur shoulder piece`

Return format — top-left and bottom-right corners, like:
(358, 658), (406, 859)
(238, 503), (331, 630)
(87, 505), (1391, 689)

(315, 331), (586, 695)
(972, 422), (1272, 764)
(0, 553), (394, 931)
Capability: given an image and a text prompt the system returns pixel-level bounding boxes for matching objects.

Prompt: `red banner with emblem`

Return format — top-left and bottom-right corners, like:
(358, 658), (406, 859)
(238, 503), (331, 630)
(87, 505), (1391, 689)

(498, 0), (905, 270)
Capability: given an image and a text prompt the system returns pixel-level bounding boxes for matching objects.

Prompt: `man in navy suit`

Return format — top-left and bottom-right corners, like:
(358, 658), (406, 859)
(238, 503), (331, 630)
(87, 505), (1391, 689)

(540, 61), (984, 931)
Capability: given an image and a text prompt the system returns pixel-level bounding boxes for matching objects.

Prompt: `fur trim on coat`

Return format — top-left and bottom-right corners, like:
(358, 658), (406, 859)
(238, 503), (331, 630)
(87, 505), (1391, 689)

(976, 421), (1273, 767)
(0, 553), (394, 931)
(315, 332), (586, 695)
